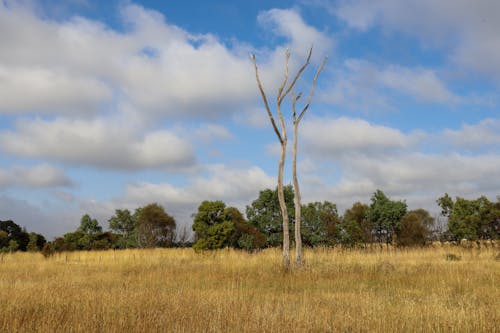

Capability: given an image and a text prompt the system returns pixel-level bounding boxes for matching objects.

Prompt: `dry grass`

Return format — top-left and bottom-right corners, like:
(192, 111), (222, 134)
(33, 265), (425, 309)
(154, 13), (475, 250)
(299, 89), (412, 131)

(0, 245), (499, 332)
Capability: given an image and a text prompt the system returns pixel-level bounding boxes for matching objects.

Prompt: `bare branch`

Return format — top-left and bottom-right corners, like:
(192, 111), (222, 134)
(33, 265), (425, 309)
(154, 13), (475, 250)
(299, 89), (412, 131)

(297, 55), (328, 123)
(277, 49), (290, 101)
(279, 46), (313, 105)
(292, 92), (302, 121)
(250, 53), (283, 143)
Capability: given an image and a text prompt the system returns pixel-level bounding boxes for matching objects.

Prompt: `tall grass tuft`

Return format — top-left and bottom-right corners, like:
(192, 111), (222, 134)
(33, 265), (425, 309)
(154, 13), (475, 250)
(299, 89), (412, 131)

(1, 245), (498, 332)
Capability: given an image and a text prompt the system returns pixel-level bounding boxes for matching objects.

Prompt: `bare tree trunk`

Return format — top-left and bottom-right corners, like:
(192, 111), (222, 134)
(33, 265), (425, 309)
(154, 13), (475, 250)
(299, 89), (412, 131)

(278, 136), (290, 269)
(291, 54), (327, 267)
(292, 120), (303, 266)
(251, 49), (315, 271)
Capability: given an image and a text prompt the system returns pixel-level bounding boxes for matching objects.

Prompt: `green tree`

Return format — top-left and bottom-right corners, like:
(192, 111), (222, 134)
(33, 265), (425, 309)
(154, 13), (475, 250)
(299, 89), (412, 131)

(77, 214), (103, 249)
(0, 220), (29, 251)
(8, 239), (19, 252)
(410, 208), (435, 228)
(246, 185), (295, 247)
(224, 206), (266, 251)
(342, 202), (371, 245)
(62, 230), (86, 250)
(192, 201), (234, 251)
(79, 214), (102, 235)
(397, 210), (433, 247)
(437, 193), (454, 217)
(108, 209), (137, 248)
(438, 195), (499, 241)
(136, 203), (176, 248)
(0, 230), (8, 249)
(192, 201), (264, 251)
(27, 232), (39, 252)
(482, 197), (500, 239)
(367, 190), (407, 244)
(301, 201), (340, 246)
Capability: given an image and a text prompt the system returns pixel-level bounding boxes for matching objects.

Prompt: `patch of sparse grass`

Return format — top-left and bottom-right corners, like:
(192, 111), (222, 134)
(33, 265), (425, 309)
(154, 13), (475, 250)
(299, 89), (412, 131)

(0, 246), (498, 332)
(446, 253), (461, 261)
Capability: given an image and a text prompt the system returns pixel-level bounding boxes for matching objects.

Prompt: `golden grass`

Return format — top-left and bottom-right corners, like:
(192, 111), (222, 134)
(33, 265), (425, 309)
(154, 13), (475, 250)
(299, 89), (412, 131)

(0, 245), (499, 332)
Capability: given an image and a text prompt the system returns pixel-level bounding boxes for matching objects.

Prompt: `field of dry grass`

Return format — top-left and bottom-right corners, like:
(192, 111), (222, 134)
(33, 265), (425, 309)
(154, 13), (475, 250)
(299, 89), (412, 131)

(1, 245), (499, 332)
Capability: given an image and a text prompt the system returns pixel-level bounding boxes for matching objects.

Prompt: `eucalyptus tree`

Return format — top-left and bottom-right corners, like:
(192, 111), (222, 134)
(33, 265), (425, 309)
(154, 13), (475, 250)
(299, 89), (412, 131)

(291, 53), (327, 265)
(250, 49), (312, 270)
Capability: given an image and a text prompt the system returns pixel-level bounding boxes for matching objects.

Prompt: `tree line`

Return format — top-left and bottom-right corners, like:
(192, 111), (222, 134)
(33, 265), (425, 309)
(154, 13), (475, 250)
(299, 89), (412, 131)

(2, 188), (498, 255)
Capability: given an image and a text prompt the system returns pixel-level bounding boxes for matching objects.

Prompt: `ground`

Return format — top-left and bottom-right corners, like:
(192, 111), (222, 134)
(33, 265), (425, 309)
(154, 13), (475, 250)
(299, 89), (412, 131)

(0, 245), (499, 332)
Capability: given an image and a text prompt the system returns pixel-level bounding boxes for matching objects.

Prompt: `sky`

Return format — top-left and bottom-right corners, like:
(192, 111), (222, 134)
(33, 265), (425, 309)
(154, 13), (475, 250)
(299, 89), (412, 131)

(0, 0), (499, 239)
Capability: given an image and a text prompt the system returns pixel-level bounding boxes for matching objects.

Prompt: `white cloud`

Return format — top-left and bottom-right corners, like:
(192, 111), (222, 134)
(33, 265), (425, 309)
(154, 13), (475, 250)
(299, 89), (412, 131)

(0, 194), (69, 238)
(95, 164), (277, 228)
(0, 118), (196, 170)
(301, 116), (422, 156)
(257, 8), (333, 63)
(443, 118), (500, 149)
(0, 66), (112, 115)
(0, 2), (260, 118)
(294, 115), (500, 213)
(331, 0), (500, 80)
(0, 164), (73, 189)
(298, 151), (500, 214)
(345, 153), (500, 193)
(233, 107), (270, 128)
(123, 164), (275, 208)
(0, 2), (335, 123)
(194, 124), (233, 142)
(379, 65), (457, 103)
(321, 59), (457, 111)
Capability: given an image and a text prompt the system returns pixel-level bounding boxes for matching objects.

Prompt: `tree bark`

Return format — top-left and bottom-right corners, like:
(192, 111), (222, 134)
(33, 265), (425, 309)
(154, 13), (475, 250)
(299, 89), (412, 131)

(251, 49), (319, 271)
(292, 119), (303, 266)
(291, 54), (327, 267)
(278, 135), (290, 269)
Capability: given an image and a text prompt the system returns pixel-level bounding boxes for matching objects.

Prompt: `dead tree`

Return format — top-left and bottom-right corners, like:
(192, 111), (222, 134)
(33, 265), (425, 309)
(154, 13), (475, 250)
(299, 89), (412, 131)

(292, 54), (328, 266)
(251, 49), (311, 270)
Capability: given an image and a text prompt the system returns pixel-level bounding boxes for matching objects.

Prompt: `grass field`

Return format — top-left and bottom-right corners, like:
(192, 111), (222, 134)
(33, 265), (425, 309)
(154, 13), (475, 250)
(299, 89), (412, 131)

(1, 245), (499, 332)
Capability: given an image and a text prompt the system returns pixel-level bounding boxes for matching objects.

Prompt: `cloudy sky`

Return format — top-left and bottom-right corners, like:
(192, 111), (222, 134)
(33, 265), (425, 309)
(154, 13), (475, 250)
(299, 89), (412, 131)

(1, 0), (499, 238)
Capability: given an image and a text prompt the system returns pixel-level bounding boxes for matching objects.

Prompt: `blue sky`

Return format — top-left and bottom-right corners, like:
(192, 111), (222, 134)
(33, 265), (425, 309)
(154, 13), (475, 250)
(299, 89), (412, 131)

(1, 0), (499, 238)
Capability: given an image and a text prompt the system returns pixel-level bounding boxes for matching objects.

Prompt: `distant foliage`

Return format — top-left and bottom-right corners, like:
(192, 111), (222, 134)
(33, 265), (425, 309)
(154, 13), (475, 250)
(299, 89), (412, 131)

(4, 190), (498, 254)
(136, 203), (176, 248)
(367, 190), (408, 245)
(0, 220), (30, 252)
(341, 202), (371, 246)
(301, 201), (340, 246)
(108, 209), (137, 248)
(437, 194), (499, 241)
(397, 211), (432, 247)
(246, 185), (295, 247)
(192, 201), (265, 251)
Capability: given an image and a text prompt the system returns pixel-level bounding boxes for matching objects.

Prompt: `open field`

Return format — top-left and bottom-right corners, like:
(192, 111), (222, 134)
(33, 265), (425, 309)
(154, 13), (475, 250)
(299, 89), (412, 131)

(1, 245), (499, 332)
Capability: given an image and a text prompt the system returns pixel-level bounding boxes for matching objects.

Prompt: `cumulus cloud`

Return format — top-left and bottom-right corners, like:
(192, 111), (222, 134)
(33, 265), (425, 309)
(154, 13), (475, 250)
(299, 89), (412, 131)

(330, 0), (500, 80)
(233, 107), (270, 128)
(301, 116), (422, 156)
(77, 164), (277, 228)
(321, 59), (458, 111)
(0, 164), (73, 189)
(0, 195), (58, 237)
(378, 65), (457, 103)
(345, 153), (500, 193)
(0, 66), (112, 115)
(294, 115), (500, 213)
(0, 118), (196, 170)
(257, 8), (333, 63)
(442, 118), (500, 150)
(298, 151), (500, 214)
(194, 124), (233, 142)
(0, 2), (260, 118)
(122, 164), (275, 207)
